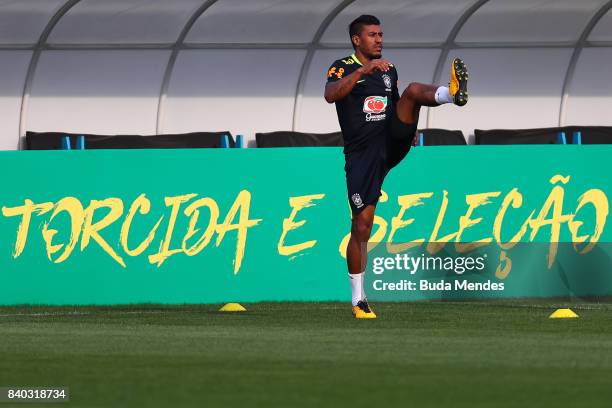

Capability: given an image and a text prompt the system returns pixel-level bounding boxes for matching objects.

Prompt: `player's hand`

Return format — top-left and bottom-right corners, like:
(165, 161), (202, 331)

(358, 59), (391, 75)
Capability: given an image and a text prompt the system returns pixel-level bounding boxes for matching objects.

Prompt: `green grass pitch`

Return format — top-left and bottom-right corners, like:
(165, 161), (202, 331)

(0, 302), (611, 407)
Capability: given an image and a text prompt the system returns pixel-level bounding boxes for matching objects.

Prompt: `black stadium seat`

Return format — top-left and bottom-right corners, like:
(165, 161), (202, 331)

(256, 131), (343, 147)
(565, 126), (612, 144)
(419, 129), (466, 145)
(25, 131), (235, 150)
(475, 127), (564, 144)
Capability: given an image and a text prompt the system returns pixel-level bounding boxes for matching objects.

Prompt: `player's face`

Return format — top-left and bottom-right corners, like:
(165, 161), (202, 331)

(354, 24), (383, 59)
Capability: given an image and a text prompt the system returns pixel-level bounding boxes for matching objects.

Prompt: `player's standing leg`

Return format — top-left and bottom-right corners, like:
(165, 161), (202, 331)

(347, 205), (376, 318)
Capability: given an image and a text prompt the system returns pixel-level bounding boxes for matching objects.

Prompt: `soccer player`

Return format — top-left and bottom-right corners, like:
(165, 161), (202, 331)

(324, 15), (468, 318)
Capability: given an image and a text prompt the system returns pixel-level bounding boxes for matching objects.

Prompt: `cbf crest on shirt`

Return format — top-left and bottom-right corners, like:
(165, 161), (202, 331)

(327, 53), (400, 153)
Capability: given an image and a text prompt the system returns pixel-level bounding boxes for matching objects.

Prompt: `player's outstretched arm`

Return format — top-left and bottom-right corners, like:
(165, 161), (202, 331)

(324, 59), (392, 103)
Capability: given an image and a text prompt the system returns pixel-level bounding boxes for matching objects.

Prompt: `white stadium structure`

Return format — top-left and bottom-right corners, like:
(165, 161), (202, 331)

(1, 0), (612, 148)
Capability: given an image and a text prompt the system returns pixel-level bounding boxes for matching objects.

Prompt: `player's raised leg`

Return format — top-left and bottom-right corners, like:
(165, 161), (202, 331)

(395, 58), (469, 127)
(450, 57), (469, 107)
(346, 205), (377, 319)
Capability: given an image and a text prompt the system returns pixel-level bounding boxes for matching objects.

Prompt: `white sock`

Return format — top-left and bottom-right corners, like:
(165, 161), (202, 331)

(348, 272), (365, 306)
(434, 86), (453, 104)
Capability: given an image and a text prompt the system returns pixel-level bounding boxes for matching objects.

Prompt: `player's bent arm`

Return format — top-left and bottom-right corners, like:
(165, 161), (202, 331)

(324, 68), (364, 103)
(324, 60), (391, 103)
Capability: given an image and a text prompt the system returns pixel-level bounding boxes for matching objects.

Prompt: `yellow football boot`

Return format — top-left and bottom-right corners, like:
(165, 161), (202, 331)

(449, 57), (469, 106)
(352, 300), (377, 319)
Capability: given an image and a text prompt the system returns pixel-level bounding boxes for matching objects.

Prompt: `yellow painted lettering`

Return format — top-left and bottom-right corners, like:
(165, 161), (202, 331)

(149, 194), (196, 267)
(427, 191), (457, 254)
(2, 199), (53, 258)
(41, 197), (84, 263)
(528, 175), (572, 267)
(182, 197), (220, 256)
(215, 190), (262, 274)
(568, 189), (609, 254)
(455, 191), (501, 252)
(493, 188), (534, 250)
(278, 194), (325, 257)
(120, 194), (163, 257)
(387, 192), (432, 253)
(81, 198), (125, 267)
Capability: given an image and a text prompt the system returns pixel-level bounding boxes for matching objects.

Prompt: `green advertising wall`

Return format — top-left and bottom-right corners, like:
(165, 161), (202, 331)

(0, 145), (610, 305)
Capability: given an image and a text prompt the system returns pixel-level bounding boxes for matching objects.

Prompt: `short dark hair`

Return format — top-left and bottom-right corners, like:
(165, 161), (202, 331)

(349, 15), (381, 49)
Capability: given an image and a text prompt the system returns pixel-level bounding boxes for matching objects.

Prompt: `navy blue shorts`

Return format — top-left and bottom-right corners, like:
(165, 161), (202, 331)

(345, 114), (417, 215)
